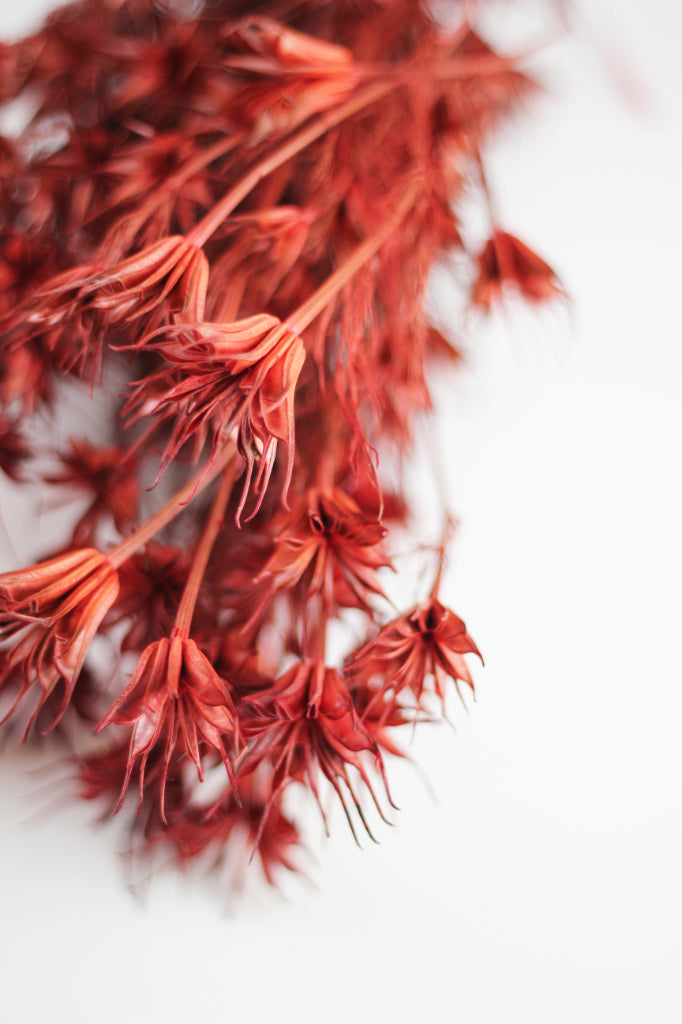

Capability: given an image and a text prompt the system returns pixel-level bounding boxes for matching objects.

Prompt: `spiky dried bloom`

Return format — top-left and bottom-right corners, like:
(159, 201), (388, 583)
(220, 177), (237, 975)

(473, 230), (563, 311)
(124, 314), (305, 514)
(0, 550), (119, 733)
(149, 773), (302, 887)
(242, 660), (393, 843)
(107, 542), (192, 653)
(96, 633), (242, 818)
(257, 487), (391, 613)
(347, 595), (483, 714)
(0, 0), (566, 890)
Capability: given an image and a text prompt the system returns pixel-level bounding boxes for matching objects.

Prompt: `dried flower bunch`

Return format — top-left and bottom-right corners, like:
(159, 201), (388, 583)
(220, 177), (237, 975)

(0, 0), (561, 887)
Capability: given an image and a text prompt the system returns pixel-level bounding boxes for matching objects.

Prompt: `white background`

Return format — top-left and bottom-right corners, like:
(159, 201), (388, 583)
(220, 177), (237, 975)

(0, 1), (680, 1021)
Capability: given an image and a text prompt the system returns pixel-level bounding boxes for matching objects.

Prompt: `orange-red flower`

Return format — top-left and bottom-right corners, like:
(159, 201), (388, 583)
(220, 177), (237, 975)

(96, 632), (242, 819)
(473, 230), (562, 311)
(0, 549), (119, 733)
(222, 16), (356, 132)
(243, 660), (392, 842)
(258, 487), (390, 612)
(107, 543), (191, 654)
(125, 314), (305, 517)
(348, 596), (482, 712)
(18, 235), (209, 372)
(151, 773), (302, 888)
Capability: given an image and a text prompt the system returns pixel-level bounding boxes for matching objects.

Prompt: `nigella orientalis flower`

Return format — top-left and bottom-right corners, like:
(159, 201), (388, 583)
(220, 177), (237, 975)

(43, 438), (140, 546)
(124, 313), (306, 519)
(14, 234), (209, 375)
(243, 659), (394, 844)
(257, 486), (391, 615)
(95, 465), (243, 818)
(95, 631), (242, 820)
(0, 549), (119, 734)
(0, 0), (567, 889)
(347, 557), (483, 718)
(473, 229), (563, 311)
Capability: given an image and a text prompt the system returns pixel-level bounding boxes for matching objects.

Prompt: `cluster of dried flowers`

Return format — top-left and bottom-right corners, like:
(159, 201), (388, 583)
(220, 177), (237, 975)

(0, 0), (561, 887)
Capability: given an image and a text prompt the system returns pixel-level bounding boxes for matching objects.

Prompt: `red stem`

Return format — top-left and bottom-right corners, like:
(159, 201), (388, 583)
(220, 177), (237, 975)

(173, 461), (236, 636)
(186, 78), (396, 249)
(288, 179), (422, 336)
(107, 442), (237, 569)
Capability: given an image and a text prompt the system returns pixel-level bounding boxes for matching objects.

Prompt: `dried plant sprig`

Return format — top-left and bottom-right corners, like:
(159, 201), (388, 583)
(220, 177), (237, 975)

(0, 0), (565, 890)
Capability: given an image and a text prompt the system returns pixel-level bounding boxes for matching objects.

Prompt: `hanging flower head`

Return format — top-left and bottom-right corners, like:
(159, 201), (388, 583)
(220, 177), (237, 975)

(96, 632), (243, 821)
(473, 229), (562, 311)
(243, 660), (393, 843)
(348, 595), (482, 714)
(0, 549), (119, 733)
(124, 314), (305, 518)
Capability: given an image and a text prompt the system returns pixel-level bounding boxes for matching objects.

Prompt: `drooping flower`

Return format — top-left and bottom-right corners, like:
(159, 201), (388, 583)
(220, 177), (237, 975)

(473, 229), (562, 311)
(0, 549), (119, 733)
(243, 660), (392, 842)
(16, 235), (209, 373)
(106, 542), (192, 653)
(149, 772), (302, 888)
(348, 595), (482, 714)
(95, 632), (242, 819)
(258, 487), (391, 612)
(124, 314), (305, 517)
(222, 16), (356, 132)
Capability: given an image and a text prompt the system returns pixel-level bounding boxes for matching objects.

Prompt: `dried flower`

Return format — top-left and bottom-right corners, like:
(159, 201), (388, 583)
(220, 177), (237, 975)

(96, 632), (242, 818)
(0, 549), (119, 733)
(0, 0), (565, 890)
(243, 660), (392, 842)
(473, 230), (562, 311)
(348, 595), (482, 713)
(43, 439), (139, 545)
(258, 486), (390, 612)
(124, 314), (305, 515)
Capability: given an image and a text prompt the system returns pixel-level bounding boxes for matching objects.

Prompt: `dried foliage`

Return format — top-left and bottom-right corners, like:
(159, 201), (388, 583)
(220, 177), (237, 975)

(0, 0), (562, 890)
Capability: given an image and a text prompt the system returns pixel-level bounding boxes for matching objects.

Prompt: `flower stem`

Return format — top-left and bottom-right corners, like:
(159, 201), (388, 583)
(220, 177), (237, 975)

(173, 461), (236, 636)
(107, 442), (237, 569)
(186, 78), (396, 249)
(288, 179), (422, 336)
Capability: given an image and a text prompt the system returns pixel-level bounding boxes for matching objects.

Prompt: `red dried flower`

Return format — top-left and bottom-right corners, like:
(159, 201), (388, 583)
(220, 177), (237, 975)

(108, 543), (191, 653)
(125, 314), (305, 514)
(0, 549), (119, 732)
(258, 486), (391, 612)
(96, 632), (242, 818)
(19, 235), (209, 372)
(473, 229), (562, 311)
(153, 773), (302, 887)
(43, 439), (139, 545)
(243, 660), (392, 842)
(348, 595), (482, 713)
